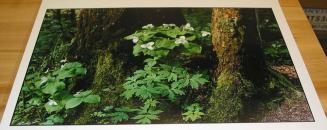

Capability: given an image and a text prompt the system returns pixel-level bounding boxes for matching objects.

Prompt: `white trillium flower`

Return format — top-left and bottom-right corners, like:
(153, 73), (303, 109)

(132, 36), (139, 43)
(44, 68), (49, 74)
(201, 31), (211, 37)
(48, 99), (58, 106)
(163, 23), (176, 28)
(40, 76), (48, 85)
(183, 23), (194, 31)
(60, 58), (67, 63)
(175, 36), (188, 45)
(163, 24), (169, 28)
(142, 24), (154, 29)
(168, 24), (176, 26)
(141, 42), (155, 50)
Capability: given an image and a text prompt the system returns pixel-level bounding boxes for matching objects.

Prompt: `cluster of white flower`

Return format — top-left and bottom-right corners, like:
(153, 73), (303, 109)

(142, 24), (154, 29)
(183, 23), (194, 31)
(141, 42), (155, 50)
(162, 23), (176, 28)
(201, 31), (211, 37)
(132, 36), (139, 43)
(48, 99), (58, 106)
(175, 36), (188, 45)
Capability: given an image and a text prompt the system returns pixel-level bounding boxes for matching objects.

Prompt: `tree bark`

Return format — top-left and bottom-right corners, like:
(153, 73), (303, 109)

(207, 8), (266, 122)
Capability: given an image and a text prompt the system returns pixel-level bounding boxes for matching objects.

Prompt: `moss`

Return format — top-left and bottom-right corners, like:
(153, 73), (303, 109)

(72, 50), (126, 124)
(206, 70), (254, 122)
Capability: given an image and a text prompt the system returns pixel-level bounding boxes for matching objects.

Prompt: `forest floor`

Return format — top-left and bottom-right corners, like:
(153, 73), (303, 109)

(261, 91), (314, 122)
(261, 65), (314, 122)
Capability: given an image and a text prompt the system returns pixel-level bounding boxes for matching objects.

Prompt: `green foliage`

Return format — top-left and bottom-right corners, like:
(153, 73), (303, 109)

(43, 115), (64, 125)
(131, 99), (163, 124)
(92, 99), (161, 124)
(65, 90), (100, 109)
(121, 60), (208, 101)
(124, 23), (210, 58)
(120, 23), (210, 124)
(182, 103), (205, 122)
(12, 62), (100, 125)
(182, 8), (212, 32)
(264, 40), (291, 65)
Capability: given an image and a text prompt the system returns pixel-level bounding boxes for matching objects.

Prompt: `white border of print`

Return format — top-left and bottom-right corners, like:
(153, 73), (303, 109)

(1, 0), (327, 130)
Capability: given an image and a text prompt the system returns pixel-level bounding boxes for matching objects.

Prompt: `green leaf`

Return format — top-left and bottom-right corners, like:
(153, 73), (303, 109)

(189, 74), (209, 89)
(42, 81), (65, 95)
(75, 67), (87, 75)
(65, 98), (82, 109)
(44, 115), (64, 125)
(109, 112), (129, 124)
(133, 44), (142, 56)
(121, 89), (136, 100)
(144, 58), (157, 67)
(74, 90), (92, 97)
(182, 43), (202, 55)
(82, 94), (101, 104)
(48, 115), (64, 124)
(182, 103), (204, 122)
(134, 116), (152, 124)
(44, 100), (64, 113)
(168, 73), (178, 82)
(155, 38), (177, 49)
(27, 97), (42, 106)
(152, 49), (169, 57)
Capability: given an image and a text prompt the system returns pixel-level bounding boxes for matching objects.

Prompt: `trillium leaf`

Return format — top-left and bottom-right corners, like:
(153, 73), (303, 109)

(74, 90), (92, 98)
(133, 44), (142, 56)
(82, 94), (101, 104)
(42, 81), (65, 95)
(65, 98), (82, 109)
(44, 102), (64, 113)
(182, 43), (202, 55)
(75, 67), (87, 75)
(46, 115), (64, 125)
(155, 38), (177, 49)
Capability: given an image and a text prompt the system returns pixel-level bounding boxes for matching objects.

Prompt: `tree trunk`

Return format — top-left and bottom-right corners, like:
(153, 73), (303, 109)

(207, 8), (266, 122)
(67, 8), (186, 124)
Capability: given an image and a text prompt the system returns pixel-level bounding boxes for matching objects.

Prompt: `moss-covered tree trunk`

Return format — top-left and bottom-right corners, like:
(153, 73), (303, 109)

(207, 8), (267, 122)
(67, 8), (186, 124)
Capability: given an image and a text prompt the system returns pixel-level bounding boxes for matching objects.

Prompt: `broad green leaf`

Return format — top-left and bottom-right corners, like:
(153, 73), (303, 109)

(133, 44), (142, 56)
(82, 94), (101, 104)
(74, 90), (92, 97)
(155, 38), (177, 49)
(42, 81), (65, 95)
(182, 43), (202, 55)
(44, 101), (64, 113)
(65, 98), (82, 109)
(75, 67), (87, 75)
(45, 115), (64, 125)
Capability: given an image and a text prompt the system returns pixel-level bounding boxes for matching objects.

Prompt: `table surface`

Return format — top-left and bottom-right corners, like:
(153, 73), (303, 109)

(0, 0), (326, 121)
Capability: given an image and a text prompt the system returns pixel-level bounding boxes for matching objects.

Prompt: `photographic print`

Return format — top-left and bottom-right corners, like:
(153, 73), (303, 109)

(9, 7), (314, 125)
(1, 0), (327, 130)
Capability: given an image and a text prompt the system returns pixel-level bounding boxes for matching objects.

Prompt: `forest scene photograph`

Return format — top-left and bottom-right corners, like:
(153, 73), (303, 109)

(11, 8), (314, 125)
